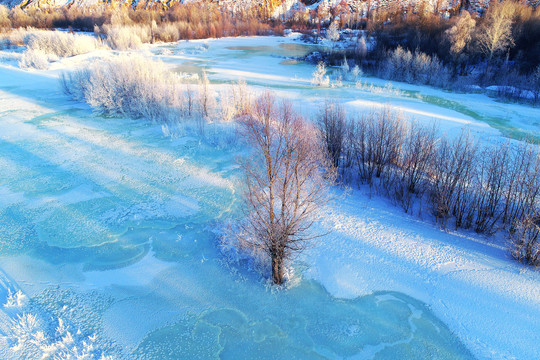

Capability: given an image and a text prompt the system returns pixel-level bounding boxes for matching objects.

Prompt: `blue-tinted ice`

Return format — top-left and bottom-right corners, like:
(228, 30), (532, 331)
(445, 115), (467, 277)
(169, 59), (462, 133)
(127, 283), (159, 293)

(0, 58), (475, 360)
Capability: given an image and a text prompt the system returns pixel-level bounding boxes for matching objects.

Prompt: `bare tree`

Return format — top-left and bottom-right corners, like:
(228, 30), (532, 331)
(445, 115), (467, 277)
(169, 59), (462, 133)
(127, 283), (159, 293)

(312, 62), (330, 87)
(510, 215), (540, 267)
(317, 100), (346, 170)
(368, 107), (405, 178)
(327, 20), (340, 48)
(477, 1), (515, 62)
(389, 121), (437, 213)
(429, 129), (477, 228)
(185, 84), (194, 117)
(472, 142), (509, 234)
(198, 69), (215, 119)
(236, 92), (335, 285)
(502, 142), (540, 230)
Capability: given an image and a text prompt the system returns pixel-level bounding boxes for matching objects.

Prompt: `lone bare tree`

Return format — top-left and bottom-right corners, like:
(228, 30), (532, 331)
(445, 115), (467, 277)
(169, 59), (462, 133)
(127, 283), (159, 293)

(236, 92), (335, 285)
(477, 1), (515, 63)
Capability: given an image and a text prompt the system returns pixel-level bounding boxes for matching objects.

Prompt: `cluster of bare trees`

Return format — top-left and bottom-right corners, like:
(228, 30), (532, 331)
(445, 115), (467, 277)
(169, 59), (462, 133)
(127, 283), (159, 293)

(0, 4), (284, 38)
(318, 101), (540, 267)
(379, 47), (451, 87)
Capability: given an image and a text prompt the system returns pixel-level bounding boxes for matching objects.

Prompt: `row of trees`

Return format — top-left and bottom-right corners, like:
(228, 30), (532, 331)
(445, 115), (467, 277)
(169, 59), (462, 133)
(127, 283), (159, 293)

(0, 3), (284, 38)
(2, 0), (538, 90)
(302, 1), (539, 103)
(233, 97), (539, 285)
(369, 1), (540, 82)
(317, 101), (539, 266)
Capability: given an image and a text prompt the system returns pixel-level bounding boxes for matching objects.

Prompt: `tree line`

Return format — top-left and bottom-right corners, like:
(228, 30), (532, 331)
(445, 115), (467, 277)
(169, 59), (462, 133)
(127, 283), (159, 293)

(318, 100), (540, 268)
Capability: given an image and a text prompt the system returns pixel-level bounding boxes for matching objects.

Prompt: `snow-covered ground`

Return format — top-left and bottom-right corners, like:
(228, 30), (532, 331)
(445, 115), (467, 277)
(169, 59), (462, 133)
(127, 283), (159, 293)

(0, 34), (539, 359)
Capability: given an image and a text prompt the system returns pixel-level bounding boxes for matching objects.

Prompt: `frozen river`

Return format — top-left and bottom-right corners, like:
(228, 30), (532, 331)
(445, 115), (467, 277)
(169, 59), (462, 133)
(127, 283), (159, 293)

(0, 34), (538, 359)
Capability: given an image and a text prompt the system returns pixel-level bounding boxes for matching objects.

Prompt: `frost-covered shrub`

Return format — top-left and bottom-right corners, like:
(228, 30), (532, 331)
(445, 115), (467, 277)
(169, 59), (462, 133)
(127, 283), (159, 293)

(19, 49), (50, 69)
(356, 35), (367, 58)
(9, 313), (113, 359)
(101, 24), (150, 50)
(311, 61), (329, 87)
(62, 55), (183, 123)
(24, 31), (100, 57)
(198, 70), (216, 120)
(18, 30), (100, 69)
(355, 81), (403, 97)
(380, 46), (450, 87)
(4, 289), (27, 308)
(510, 216), (540, 268)
(351, 65), (363, 80)
(221, 79), (252, 121)
(341, 56), (349, 74)
(331, 75), (343, 88)
(0, 27), (36, 48)
(154, 22), (180, 43)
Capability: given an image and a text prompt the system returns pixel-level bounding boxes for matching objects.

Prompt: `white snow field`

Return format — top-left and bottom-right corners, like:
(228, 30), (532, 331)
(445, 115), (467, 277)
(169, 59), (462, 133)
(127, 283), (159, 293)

(0, 33), (539, 359)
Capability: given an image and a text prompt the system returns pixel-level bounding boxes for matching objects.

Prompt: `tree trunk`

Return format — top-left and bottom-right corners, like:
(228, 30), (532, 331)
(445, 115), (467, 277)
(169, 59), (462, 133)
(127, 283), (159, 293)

(271, 253), (284, 285)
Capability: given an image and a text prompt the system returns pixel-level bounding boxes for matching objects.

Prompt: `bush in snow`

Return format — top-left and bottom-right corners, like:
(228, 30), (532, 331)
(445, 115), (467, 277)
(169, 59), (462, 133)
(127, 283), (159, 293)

(339, 57), (362, 82)
(221, 79), (252, 122)
(4, 289), (27, 308)
(19, 49), (50, 69)
(62, 55), (183, 123)
(197, 70), (216, 120)
(355, 81), (403, 97)
(18, 30), (101, 69)
(336, 105), (540, 253)
(379, 46), (450, 87)
(510, 215), (540, 268)
(0, 27), (33, 48)
(355, 35), (367, 59)
(351, 65), (362, 80)
(311, 61), (329, 87)
(153, 22), (180, 43)
(99, 24), (150, 50)
(25, 31), (100, 57)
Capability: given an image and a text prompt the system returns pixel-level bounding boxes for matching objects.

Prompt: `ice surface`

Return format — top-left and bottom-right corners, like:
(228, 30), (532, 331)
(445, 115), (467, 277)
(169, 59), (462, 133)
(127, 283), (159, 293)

(0, 34), (538, 360)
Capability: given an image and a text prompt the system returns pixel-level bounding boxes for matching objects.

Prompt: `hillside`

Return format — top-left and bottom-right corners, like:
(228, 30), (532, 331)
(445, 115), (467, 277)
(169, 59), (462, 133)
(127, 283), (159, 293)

(2, 0), (538, 15)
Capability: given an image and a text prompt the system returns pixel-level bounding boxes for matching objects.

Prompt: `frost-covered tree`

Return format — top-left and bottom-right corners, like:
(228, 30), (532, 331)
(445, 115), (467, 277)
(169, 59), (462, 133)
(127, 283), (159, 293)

(477, 1), (515, 62)
(236, 92), (334, 285)
(356, 35), (367, 59)
(351, 65), (363, 80)
(311, 61), (330, 87)
(198, 70), (216, 119)
(446, 11), (476, 62)
(341, 56), (349, 74)
(326, 20), (340, 48)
